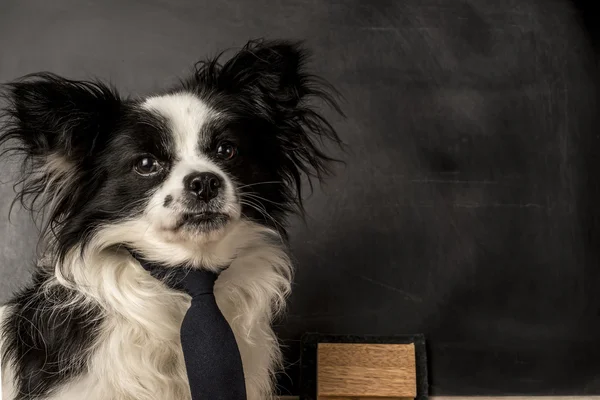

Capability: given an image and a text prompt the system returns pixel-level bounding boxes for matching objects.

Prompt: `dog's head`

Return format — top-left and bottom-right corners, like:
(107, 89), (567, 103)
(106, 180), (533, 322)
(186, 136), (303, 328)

(0, 39), (342, 268)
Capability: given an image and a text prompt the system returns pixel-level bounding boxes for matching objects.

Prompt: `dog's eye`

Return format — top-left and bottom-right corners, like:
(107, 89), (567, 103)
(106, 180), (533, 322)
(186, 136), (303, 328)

(216, 142), (237, 161)
(134, 156), (162, 176)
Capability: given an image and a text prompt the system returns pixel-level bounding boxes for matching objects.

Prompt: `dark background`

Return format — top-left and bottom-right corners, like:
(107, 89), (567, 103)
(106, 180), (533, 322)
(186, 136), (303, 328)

(1, 0), (599, 396)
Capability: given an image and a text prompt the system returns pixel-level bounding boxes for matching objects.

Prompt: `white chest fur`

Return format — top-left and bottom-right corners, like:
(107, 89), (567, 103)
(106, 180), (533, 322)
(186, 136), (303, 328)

(1, 225), (292, 400)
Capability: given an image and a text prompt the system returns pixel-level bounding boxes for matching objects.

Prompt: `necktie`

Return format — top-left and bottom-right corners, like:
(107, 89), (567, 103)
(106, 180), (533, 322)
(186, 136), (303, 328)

(135, 255), (248, 400)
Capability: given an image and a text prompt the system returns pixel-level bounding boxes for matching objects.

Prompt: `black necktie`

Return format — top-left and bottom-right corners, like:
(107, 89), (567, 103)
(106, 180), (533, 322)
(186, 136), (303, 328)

(135, 255), (247, 400)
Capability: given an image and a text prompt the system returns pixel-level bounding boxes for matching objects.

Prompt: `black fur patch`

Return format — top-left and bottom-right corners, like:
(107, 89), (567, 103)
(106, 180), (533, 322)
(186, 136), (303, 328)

(1, 270), (103, 399)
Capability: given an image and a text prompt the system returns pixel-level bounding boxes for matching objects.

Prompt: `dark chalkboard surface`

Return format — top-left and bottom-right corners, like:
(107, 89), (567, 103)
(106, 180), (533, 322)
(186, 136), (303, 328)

(1, 0), (599, 396)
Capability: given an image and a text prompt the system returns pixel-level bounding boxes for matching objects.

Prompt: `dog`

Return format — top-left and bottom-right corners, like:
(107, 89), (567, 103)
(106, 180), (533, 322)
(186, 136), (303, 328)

(0, 39), (342, 400)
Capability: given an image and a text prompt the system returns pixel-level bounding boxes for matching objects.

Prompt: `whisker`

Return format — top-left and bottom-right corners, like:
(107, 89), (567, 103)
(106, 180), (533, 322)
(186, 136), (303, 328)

(240, 199), (286, 236)
(236, 181), (283, 190)
(239, 193), (287, 207)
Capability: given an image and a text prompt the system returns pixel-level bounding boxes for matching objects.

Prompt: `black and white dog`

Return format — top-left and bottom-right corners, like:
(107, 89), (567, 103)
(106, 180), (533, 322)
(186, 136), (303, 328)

(0, 39), (342, 400)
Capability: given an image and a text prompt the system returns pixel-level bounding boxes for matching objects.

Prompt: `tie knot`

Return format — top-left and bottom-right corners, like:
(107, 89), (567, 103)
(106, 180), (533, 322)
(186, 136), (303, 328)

(130, 251), (219, 297)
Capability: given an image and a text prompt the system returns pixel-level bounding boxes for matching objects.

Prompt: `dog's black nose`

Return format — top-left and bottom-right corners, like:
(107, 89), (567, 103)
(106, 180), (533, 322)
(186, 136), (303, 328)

(184, 172), (222, 202)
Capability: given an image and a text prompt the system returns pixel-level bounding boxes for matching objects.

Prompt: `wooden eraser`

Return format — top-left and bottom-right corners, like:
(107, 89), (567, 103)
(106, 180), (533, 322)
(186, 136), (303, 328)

(317, 343), (417, 399)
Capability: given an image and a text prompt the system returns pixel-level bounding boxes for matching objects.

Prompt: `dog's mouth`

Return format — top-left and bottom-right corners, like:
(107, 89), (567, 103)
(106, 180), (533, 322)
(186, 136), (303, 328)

(175, 212), (230, 232)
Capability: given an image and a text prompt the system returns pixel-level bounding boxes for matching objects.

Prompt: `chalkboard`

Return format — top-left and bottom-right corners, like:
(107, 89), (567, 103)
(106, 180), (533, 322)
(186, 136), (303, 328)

(1, 0), (599, 396)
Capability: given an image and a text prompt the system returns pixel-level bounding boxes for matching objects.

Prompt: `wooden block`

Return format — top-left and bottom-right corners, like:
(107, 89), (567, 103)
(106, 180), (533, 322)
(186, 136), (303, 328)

(317, 343), (417, 399)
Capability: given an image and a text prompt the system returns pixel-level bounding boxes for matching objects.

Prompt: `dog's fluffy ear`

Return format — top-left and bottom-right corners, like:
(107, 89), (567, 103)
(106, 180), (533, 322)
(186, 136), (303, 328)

(0, 73), (122, 218)
(194, 39), (334, 114)
(1, 72), (122, 164)
(218, 39), (313, 110)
